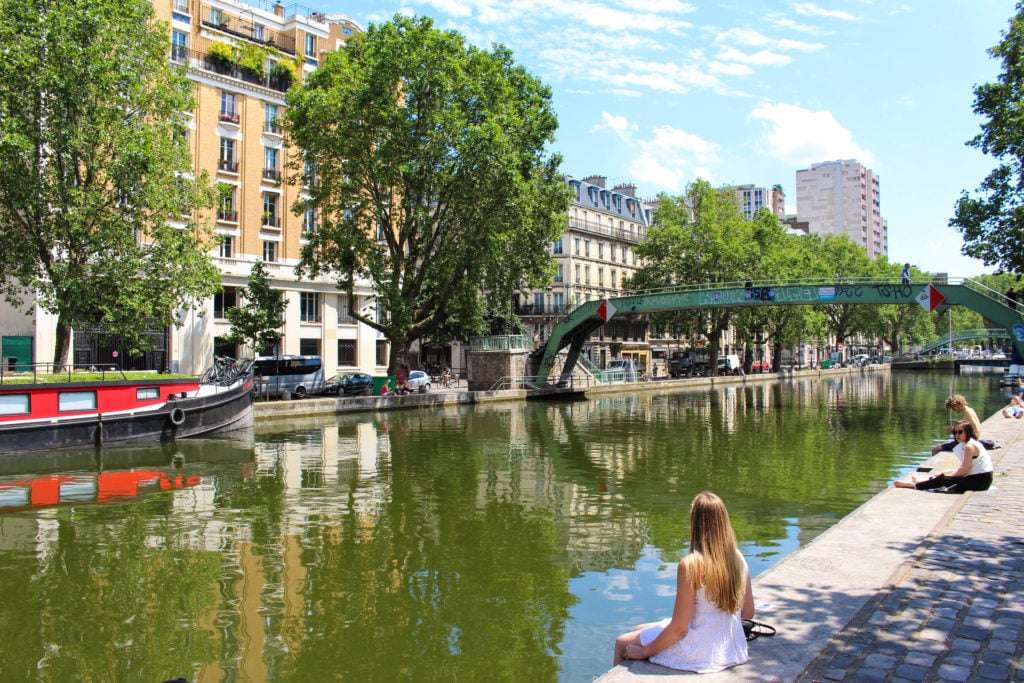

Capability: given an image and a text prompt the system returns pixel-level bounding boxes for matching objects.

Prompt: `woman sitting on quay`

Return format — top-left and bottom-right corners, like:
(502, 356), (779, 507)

(895, 420), (994, 493)
(613, 491), (754, 673)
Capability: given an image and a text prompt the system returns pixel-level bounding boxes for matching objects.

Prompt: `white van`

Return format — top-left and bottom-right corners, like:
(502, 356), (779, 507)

(716, 354), (742, 375)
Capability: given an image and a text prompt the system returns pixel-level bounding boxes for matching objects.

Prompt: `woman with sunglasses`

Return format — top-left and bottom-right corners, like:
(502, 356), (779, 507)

(895, 420), (994, 493)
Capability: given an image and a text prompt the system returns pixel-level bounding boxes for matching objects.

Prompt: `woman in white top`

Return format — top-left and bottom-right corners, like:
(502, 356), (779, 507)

(895, 420), (994, 493)
(614, 492), (754, 673)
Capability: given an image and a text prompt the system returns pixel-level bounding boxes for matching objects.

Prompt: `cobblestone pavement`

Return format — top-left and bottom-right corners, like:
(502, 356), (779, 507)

(798, 428), (1024, 683)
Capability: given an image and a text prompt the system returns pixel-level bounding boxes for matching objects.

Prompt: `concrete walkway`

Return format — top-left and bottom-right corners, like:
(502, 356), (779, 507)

(596, 410), (1024, 682)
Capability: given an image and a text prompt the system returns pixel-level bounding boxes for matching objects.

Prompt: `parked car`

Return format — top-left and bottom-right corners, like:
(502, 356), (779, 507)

(716, 354), (743, 375)
(407, 370), (431, 392)
(318, 372), (374, 397)
(751, 360), (770, 373)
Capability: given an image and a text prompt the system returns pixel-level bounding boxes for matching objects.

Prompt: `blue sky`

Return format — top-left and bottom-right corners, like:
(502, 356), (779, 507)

(324, 0), (1017, 277)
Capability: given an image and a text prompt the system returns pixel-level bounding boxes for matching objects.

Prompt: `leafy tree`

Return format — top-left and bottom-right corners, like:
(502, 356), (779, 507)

(224, 261), (288, 356)
(950, 3), (1024, 273)
(0, 0), (218, 366)
(628, 180), (755, 374)
(285, 14), (570, 373)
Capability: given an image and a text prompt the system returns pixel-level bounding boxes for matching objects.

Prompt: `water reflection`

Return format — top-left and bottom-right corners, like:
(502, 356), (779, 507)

(0, 371), (1009, 681)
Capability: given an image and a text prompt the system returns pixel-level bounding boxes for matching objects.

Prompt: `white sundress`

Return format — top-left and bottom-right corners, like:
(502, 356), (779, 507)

(638, 574), (749, 673)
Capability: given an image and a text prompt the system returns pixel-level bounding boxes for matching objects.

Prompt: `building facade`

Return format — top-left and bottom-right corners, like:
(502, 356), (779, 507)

(734, 183), (786, 221)
(517, 175), (652, 371)
(795, 159), (888, 259)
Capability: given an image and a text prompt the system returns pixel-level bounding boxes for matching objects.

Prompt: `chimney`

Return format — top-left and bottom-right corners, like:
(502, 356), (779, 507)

(583, 175), (607, 188)
(613, 183), (637, 197)
(273, 2), (284, 17)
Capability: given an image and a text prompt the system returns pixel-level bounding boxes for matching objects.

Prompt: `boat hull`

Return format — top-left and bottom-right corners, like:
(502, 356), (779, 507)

(0, 377), (255, 456)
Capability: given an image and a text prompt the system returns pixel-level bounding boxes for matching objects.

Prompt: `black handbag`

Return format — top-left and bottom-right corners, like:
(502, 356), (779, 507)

(742, 619), (776, 641)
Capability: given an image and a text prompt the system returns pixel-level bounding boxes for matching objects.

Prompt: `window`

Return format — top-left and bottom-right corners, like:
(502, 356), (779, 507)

(305, 34), (316, 57)
(303, 205), (317, 233)
(533, 292), (544, 313)
(598, 242), (604, 259)
(376, 340), (388, 366)
(610, 244), (617, 261)
(585, 265), (591, 284)
(214, 286), (237, 318)
(137, 387), (160, 401)
(219, 92), (238, 123)
(598, 268), (604, 286)
(264, 104), (280, 134)
(262, 193), (279, 227)
(171, 30), (188, 63)
(611, 271), (617, 288)
(553, 292), (565, 311)
(218, 184), (236, 220)
(219, 236), (234, 259)
(552, 239), (563, 255)
(574, 264), (580, 282)
(300, 292), (321, 322)
(59, 391), (96, 412)
(262, 240), (277, 262)
(555, 264), (564, 283)
(218, 138), (237, 172)
(263, 147), (280, 181)
(584, 240), (591, 257)
(210, 7), (225, 26)
(574, 237), (580, 254)
(337, 295), (354, 323)
(0, 394), (29, 416)
(300, 338), (321, 356)
(338, 339), (356, 365)
(251, 23), (265, 42)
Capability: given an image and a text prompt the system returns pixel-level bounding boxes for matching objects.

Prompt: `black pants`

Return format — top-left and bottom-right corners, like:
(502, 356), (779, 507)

(915, 471), (993, 493)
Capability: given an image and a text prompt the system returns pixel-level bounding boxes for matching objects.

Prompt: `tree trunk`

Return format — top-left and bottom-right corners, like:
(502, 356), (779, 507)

(53, 317), (72, 370)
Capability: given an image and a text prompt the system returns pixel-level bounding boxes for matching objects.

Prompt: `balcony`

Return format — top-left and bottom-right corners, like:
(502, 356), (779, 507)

(200, 5), (297, 55)
(217, 159), (238, 173)
(217, 209), (238, 222)
(219, 111), (240, 124)
(170, 44), (189, 64)
(302, 219), (319, 233)
(262, 215), (281, 229)
(264, 120), (282, 135)
(263, 168), (282, 183)
(514, 303), (568, 317)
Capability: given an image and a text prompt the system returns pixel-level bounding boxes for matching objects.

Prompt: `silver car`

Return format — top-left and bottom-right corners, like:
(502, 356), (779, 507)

(407, 370), (431, 391)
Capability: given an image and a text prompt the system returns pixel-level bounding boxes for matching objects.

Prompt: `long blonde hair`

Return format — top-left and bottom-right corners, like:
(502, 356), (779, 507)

(682, 491), (746, 614)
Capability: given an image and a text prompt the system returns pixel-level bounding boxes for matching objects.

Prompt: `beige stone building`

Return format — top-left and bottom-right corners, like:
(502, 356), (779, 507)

(795, 159), (888, 259)
(516, 175), (652, 371)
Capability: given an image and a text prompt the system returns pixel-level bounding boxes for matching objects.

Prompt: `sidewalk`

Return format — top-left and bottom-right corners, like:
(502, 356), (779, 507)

(596, 411), (1024, 682)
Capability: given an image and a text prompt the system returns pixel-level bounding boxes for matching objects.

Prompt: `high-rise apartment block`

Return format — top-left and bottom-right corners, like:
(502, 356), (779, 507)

(734, 184), (786, 221)
(795, 160), (888, 259)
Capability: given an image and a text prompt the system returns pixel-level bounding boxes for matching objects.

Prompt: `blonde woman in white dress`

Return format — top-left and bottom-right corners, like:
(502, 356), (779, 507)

(614, 491), (755, 673)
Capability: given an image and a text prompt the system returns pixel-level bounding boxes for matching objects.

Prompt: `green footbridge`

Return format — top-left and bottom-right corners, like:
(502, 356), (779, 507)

(533, 278), (1024, 388)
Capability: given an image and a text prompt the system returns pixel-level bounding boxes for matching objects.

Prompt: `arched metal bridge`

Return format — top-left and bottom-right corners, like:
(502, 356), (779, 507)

(533, 277), (1024, 388)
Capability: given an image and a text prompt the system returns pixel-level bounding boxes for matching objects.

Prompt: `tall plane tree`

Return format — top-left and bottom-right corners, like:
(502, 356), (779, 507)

(951, 3), (1024, 273)
(0, 0), (218, 366)
(285, 15), (570, 372)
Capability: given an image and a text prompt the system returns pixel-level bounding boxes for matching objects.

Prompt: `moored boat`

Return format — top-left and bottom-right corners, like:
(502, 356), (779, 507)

(0, 358), (255, 455)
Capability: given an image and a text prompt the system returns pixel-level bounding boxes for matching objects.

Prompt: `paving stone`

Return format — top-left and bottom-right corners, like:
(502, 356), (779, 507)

(904, 651), (936, 668)
(936, 663), (973, 681)
(977, 662), (1011, 680)
(954, 624), (990, 641)
(950, 636), (982, 652)
(851, 667), (888, 683)
(893, 663), (929, 681)
(863, 653), (897, 669)
(987, 638), (1018, 654)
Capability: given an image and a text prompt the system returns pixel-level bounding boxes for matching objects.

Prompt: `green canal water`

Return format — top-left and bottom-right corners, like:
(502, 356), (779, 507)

(0, 370), (1011, 682)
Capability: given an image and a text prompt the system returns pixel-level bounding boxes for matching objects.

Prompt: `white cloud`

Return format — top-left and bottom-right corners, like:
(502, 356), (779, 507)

(749, 102), (875, 166)
(626, 125), (721, 192)
(717, 46), (792, 67)
(791, 2), (858, 21)
(709, 61), (755, 76)
(590, 112), (636, 138)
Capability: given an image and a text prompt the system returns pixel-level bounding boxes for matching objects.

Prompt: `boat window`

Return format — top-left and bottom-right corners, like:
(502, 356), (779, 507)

(137, 387), (160, 401)
(0, 393), (30, 416)
(58, 391), (97, 412)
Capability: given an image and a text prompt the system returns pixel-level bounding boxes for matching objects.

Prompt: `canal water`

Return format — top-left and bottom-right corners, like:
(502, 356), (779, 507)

(0, 370), (1011, 682)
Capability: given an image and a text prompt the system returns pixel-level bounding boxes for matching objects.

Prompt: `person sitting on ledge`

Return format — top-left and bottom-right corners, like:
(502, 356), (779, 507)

(613, 491), (754, 673)
(895, 420), (993, 493)
(931, 394), (982, 455)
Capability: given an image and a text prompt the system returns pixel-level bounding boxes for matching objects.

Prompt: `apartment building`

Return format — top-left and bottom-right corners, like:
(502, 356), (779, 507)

(517, 175), (652, 370)
(733, 183), (786, 221)
(795, 159), (888, 259)
(155, 0), (384, 376)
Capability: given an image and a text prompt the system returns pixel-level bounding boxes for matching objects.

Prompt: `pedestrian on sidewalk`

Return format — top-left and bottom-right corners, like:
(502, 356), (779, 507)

(613, 492), (754, 673)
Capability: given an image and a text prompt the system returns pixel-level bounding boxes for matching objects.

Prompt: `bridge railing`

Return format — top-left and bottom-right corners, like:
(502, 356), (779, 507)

(623, 276), (970, 299)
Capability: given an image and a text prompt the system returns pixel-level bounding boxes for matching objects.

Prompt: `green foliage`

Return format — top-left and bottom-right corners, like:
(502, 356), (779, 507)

(0, 0), (218, 365)
(224, 261), (287, 354)
(950, 4), (1024, 273)
(207, 40), (236, 68)
(285, 14), (570, 372)
(238, 43), (266, 76)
